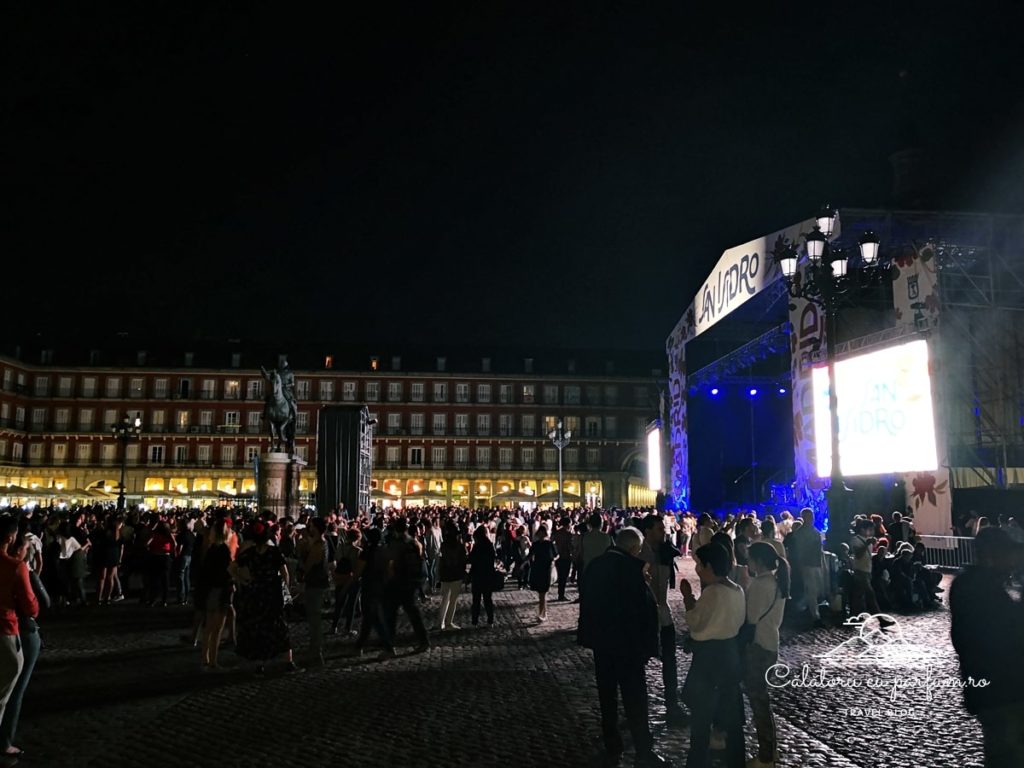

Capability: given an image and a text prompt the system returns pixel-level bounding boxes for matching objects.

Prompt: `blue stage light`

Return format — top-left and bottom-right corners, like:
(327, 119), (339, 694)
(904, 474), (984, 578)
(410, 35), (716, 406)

(778, 387), (787, 395)
(710, 387), (719, 396)
(749, 388), (758, 397)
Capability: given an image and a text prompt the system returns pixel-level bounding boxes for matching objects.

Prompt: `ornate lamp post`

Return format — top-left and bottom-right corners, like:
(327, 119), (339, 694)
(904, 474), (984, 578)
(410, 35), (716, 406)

(112, 414), (143, 511)
(547, 419), (572, 509)
(774, 205), (886, 546)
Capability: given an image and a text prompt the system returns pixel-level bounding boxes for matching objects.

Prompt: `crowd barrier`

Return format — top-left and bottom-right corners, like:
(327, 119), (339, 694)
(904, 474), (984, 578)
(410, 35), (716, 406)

(918, 534), (975, 570)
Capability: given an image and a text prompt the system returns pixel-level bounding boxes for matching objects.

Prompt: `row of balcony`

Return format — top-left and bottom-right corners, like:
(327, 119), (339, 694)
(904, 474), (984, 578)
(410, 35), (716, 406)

(3, 385), (638, 409)
(377, 427), (622, 439)
(1, 456), (597, 472)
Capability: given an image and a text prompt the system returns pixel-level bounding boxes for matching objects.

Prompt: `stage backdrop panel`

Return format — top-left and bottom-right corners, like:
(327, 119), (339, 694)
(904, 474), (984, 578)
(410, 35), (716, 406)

(891, 241), (951, 535)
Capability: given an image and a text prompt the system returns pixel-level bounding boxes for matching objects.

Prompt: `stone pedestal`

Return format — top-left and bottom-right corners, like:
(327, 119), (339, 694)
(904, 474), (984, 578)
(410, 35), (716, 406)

(259, 452), (306, 519)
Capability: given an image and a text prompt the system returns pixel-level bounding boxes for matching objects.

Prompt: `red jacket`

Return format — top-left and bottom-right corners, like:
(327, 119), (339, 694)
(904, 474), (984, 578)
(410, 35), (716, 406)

(0, 553), (39, 636)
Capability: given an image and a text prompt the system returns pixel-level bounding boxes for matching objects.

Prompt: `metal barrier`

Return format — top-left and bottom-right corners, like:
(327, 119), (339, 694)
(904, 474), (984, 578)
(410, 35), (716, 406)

(918, 534), (976, 569)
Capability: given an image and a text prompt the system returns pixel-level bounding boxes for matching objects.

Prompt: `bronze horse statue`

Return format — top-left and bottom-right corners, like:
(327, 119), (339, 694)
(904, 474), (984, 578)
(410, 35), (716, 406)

(261, 366), (296, 454)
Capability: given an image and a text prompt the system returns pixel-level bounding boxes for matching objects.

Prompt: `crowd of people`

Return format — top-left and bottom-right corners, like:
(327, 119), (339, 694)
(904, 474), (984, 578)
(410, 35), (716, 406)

(0, 498), (1017, 766)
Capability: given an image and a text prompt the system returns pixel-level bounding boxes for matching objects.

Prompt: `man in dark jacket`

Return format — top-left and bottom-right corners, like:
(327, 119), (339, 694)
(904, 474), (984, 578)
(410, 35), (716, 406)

(950, 526), (1024, 766)
(578, 526), (670, 767)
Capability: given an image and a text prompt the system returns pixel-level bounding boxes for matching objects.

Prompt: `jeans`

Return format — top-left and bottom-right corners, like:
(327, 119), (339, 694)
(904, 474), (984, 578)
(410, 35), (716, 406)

(850, 569), (880, 615)
(383, 587), (429, 646)
(660, 624), (679, 707)
(355, 592), (393, 650)
(683, 638), (744, 768)
(305, 587), (325, 662)
(438, 580), (462, 628)
(471, 584), (494, 625)
(743, 642), (778, 763)
(332, 581), (360, 633)
(0, 635), (24, 729)
(593, 651), (652, 755)
(176, 555), (192, 603)
(426, 556), (439, 591)
(555, 558), (572, 599)
(0, 630), (38, 748)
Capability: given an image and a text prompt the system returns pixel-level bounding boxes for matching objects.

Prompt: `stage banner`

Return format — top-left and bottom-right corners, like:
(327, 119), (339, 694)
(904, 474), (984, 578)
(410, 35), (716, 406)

(787, 264), (830, 526)
(891, 241), (951, 535)
(666, 305), (696, 509)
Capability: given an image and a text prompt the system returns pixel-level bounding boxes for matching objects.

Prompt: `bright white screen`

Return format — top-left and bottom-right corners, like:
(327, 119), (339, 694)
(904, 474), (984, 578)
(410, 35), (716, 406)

(813, 339), (938, 477)
(647, 428), (662, 491)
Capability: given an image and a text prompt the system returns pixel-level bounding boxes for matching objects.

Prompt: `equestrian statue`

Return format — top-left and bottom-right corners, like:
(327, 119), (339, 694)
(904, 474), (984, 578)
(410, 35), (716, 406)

(261, 361), (298, 454)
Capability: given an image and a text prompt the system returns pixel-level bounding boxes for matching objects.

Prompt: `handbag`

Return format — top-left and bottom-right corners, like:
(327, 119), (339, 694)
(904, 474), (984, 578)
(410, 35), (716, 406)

(737, 595), (777, 647)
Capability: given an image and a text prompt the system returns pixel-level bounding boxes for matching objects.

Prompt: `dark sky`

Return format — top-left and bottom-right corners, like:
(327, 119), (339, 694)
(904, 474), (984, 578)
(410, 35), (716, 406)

(4, 2), (1024, 353)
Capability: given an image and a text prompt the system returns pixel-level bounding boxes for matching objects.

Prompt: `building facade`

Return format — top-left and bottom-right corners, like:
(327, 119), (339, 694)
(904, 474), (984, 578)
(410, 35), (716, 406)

(0, 348), (663, 510)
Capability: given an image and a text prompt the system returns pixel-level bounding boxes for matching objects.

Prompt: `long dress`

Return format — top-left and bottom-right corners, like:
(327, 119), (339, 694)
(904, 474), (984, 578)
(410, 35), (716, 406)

(234, 546), (291, 661)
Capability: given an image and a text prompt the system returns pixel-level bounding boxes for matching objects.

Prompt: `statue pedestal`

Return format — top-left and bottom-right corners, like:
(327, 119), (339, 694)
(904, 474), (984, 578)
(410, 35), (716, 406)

(259, 452), (306, 519)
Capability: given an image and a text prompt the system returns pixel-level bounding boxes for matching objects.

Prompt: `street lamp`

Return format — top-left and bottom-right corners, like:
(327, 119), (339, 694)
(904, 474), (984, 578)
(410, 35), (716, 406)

(112, 414), (143, 511)
(547, 419), (572, 509)
(773, 205), (888, 547)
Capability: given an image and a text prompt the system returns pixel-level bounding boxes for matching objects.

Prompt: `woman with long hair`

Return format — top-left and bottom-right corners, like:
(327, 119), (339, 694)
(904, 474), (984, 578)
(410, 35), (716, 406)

(197, 512), (237, 671)
(436, 520), (467, 631)
(95, 516), (123, 605)
(528, 524), (558, 622)
(0, 524), (48, 759)
(743, 541), (790, 768)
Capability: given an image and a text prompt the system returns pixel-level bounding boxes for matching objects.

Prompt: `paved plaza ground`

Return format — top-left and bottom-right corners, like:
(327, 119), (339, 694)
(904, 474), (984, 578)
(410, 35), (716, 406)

(17, 562), (982, 768)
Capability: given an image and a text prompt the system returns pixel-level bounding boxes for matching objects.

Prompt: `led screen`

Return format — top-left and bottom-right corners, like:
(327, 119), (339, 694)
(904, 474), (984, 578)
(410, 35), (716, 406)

(813, 339), (938, 477)
(647, 427), (663, 491)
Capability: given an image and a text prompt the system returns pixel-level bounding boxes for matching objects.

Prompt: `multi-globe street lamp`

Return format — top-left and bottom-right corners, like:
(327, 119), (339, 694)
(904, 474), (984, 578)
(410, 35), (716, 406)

(773, 205), (888, 545)
(112, 414), (143, 511)
(547, 419), (572, 509)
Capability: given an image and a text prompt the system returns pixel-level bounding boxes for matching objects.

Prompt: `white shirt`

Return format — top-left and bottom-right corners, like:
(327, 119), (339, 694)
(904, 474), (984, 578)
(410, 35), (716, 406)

(746, 571), (786, 652)
(686, 579), (745, 641)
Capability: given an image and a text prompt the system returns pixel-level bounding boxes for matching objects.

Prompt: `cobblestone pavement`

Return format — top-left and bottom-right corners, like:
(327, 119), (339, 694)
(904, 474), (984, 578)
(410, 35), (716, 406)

(17, 562), (982, 768)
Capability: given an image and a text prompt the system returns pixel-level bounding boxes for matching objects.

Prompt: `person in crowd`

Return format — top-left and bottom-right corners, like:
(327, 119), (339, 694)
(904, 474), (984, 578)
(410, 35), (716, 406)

(578, 526), (671, 767)
(351, 527), (396, 660)
(174, 517), (196, 606)
(760, 518), (785, 559)
(232, 522), (296, 673)
(889, 511), (911, 548)
(580, 513), (612, 591)
(679, 543), (746, 768)
(513, 524), (531, 590)
(638, 515), (688, 726)
(0, 526), (48, 759)
(468, 524), (497, 628)
(59, 521), (90, 607)
(528, 524), (558, 622)
(693, 513), (717, 552)
(436, 520), (467, 631)
(848, 519), (893, 624)
(300, 518), (330, 667)
(789, 508), (824, 625)
(197, 512), (236, 671)
(950, 526), (1024, 766)
(330, 527), (363, 637)
(742, 542), (790, 768)
(0, 516), (39, 750)
(423, 518), (442, 595)
(94, 516), (123, 605)
(146, 520), (176, 607)
(552, 516), (574, 601)
(381, 518), (430, 653)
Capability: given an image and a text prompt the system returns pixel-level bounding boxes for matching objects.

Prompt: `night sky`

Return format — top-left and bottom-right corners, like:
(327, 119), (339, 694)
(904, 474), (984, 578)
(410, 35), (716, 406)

(4, 2), (1024, 353)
